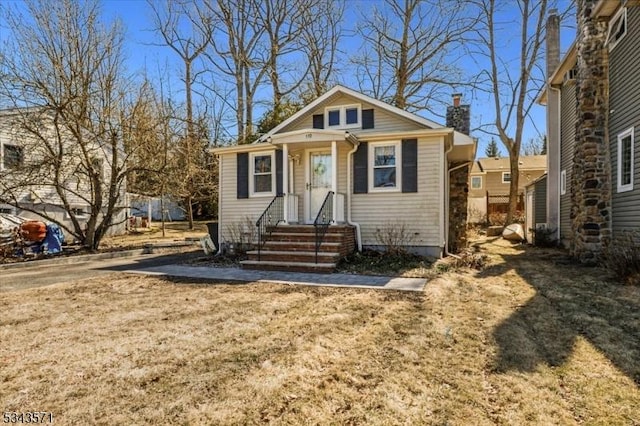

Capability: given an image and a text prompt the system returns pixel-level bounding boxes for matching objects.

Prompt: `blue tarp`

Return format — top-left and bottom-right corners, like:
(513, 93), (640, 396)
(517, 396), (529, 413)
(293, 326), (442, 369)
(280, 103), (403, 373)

(40, 223), (65, 254)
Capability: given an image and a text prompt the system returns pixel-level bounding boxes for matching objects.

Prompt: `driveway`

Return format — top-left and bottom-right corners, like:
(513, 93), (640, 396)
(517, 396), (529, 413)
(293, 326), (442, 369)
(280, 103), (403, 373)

(0, 251), (202, 292)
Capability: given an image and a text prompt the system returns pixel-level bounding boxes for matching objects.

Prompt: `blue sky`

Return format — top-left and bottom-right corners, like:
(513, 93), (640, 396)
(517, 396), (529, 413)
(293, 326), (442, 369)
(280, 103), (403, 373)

(4, 0), (577, 157)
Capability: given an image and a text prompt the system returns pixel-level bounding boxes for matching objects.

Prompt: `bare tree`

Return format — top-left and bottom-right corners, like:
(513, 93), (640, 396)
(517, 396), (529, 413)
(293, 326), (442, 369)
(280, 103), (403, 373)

(353, 0), (479, 113)
(0, 0), (137, 250)
(203, 0), (266, 144)
(254, 0), (314, 108)
(148, 0), (213, 229)
(521, 135), (547, 156)
(473, 0), (557, 224)
(298, 0), (344, 101)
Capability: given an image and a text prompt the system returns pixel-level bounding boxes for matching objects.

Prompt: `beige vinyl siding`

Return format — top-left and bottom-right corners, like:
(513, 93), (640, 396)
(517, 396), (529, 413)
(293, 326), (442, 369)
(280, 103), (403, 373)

(468, 173), (486, 198)
(609, 6), (640, 232)
(560, 81), (577, 244)
(218, 151), (278, 242)
(282, 93), (425, 134)
(351, 137), (443, 248)
(471, 168), (545, 199)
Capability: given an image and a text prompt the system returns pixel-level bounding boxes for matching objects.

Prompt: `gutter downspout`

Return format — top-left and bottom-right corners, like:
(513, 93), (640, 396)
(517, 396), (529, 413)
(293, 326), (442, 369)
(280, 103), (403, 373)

(345, 132), (362, 251)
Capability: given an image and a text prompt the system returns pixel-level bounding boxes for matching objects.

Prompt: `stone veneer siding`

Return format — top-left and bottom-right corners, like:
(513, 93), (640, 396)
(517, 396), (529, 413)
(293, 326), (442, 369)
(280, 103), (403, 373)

(446, 103), (471, 253)
(448, 163), (469, 253)
(570, 0), (612, 264)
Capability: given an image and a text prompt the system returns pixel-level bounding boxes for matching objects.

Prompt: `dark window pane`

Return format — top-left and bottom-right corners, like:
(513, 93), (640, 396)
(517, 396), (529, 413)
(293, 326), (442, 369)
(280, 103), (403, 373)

(254, 155), (271, 173)
(328, 110), (340, 126)
(374, 167), (396, 188)
(374, 146), (395, 166)
(346, 108), (358, 124)
(254, 174), (272, 193)
(622, 135), (632, 185)
(4, 145), (23, 169)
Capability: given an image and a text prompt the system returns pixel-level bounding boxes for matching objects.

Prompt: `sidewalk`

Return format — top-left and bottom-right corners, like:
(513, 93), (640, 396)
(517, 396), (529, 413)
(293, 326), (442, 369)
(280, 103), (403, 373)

(129, 264), (427, 292)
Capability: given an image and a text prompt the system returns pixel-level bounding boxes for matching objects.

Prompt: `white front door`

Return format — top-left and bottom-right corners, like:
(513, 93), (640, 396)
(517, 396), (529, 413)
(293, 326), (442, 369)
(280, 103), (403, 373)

(307, 151), (332, 223)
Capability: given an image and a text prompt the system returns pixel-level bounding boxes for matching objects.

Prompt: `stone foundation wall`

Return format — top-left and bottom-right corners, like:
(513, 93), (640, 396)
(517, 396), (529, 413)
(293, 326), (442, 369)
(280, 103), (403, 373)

(570, 0), (612, 264)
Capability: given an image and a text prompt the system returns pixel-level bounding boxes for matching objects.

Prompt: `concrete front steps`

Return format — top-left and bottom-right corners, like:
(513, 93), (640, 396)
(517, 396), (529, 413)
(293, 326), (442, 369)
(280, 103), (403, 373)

(241, 225), (356, 273)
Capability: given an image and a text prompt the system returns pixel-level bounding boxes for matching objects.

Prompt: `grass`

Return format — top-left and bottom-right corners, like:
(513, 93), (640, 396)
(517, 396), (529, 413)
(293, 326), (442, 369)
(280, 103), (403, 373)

(1, 238), (639, 424)
(100, 220), (209, 250)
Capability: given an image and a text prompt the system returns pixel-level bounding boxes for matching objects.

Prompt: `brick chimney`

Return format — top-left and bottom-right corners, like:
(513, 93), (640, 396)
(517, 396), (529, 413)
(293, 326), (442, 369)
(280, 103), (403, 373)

(446, 93), (470, 135)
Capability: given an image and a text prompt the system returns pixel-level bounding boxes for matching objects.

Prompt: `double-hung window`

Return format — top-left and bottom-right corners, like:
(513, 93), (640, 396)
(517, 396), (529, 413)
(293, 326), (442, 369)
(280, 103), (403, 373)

(617, 128), (634, 193)
(502, 172), (511, 184)
(369, 141), (401, 191)
(250, 152), (275, 196)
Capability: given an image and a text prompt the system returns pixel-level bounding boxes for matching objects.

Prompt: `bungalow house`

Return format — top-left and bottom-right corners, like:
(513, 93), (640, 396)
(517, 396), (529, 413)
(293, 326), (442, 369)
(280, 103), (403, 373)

(468, 155), (547, 223)
(539, 1), (640, 260)
(212, 85), (476, 272)
(0, 108), (127, 241)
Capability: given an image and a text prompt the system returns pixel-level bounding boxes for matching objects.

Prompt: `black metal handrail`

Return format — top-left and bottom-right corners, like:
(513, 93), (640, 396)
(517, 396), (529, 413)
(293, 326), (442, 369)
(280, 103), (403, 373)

(255, 195), (284, 260)
(313, 191), (334, 264)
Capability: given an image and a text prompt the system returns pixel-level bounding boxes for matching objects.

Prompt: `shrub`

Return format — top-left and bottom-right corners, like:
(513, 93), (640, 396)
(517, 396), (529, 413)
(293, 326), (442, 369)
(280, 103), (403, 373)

(531, 227), (558, 247)
(224, 217), (257, 254)
(602, 231), (640, 285)
(374, 221), (416, 255)
(452, 247), (488, 270)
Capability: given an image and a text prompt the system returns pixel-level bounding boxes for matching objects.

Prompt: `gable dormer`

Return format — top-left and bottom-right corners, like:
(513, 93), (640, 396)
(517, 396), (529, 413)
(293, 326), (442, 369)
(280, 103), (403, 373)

(312, 103), (375, 130)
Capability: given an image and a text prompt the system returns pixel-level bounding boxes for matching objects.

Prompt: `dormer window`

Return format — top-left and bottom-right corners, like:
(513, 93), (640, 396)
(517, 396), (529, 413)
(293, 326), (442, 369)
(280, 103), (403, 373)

(325, 104), (361, 129)
(607, 7), (627, 51)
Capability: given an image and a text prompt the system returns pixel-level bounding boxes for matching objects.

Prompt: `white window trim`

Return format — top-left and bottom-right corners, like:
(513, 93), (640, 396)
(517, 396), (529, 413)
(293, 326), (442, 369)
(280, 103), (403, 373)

(249, 151), (276, 197)
(560, 170), (567, 195)
(471, 176), (482, 189)
(65, 206), (90, 220)
(617, 127), (634, 193)
(502, 172), (511, 184)
(607, 7), (627, 51)
(0, 204), (17, 215)
(324, 104), (361, 130)
(368, 141), (402, 193)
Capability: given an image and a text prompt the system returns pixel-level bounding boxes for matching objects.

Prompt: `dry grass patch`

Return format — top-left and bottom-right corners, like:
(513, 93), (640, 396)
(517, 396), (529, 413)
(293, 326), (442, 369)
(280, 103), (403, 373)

(1, 238), (639, 424)
(100, 221), (208, 250)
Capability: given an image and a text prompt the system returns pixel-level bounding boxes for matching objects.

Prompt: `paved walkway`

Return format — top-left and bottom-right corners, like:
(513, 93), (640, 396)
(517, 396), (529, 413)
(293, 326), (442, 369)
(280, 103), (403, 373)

(2, 249), (426, 292)
(128, 264), (426, 292)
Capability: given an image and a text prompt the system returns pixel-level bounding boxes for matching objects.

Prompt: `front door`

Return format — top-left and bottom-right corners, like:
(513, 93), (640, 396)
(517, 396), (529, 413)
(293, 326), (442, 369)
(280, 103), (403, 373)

(308, 151), (332, 223)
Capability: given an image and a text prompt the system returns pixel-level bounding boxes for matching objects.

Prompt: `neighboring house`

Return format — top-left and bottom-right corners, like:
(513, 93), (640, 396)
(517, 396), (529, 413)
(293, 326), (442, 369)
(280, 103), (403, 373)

(524, 174), (548, 243)
(212, 85), (476, 272)
(540, 2), (640, 255)
(0, 108), (126, 241)
(126, 193), (186, 222)
(468, 155), (547, 223)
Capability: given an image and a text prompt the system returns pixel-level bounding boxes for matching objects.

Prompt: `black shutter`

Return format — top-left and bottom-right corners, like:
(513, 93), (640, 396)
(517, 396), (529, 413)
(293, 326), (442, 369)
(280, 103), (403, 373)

(353, 142), (368, 194)
(275, 149), (283, 195)
(402, 139), (418, 193)
(362, 109), (374, 129)
(312, 114), (324, 129)
(237, 152), (249, 199)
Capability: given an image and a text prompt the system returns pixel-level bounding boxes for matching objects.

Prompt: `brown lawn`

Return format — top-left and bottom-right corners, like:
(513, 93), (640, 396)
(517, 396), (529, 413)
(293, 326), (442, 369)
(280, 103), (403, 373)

(1, 238), (639, 425)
